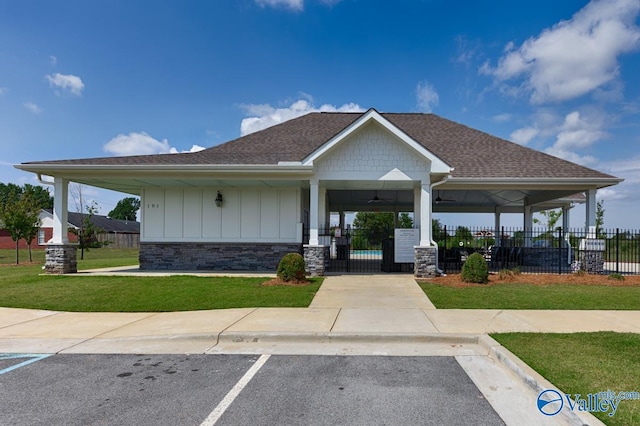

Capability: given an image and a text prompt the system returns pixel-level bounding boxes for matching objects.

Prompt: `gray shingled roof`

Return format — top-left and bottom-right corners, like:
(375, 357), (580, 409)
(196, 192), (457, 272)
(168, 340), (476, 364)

(21, 111), (617, 180)
(64, 211), (140, 233)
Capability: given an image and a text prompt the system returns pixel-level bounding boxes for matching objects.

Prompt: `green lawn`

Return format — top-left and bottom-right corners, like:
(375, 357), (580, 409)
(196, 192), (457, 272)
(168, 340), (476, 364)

(419, 282), (640, 310)
(0, 248), (321, 312)
(493, 332), (640, 426)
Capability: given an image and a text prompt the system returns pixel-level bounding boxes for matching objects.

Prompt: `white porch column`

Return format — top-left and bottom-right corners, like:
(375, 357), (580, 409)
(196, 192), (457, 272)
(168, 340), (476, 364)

(562, 205), (571, 232)
(494, 209), (501, 247)
(52, 177), (69, 244)
(309, 180), (319, 245)
(523, 205), (533, 247)
(585, 189), (597, 233)
(419, 182), (431, 246)
(413, 187), (421, 230)
(319, 186), (327, 232)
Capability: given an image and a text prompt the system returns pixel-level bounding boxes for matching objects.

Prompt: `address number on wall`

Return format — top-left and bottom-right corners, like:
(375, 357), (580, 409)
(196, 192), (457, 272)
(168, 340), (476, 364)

(147, 203), (161, 209)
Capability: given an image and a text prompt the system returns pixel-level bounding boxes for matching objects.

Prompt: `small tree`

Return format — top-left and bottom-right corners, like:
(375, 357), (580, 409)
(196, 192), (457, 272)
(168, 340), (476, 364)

(72, 201), (102, 260)
(461, 252), (489, 284)
(596, 200), (605, 238)
(0, 194), (41, 264)
(397, 212), (414, 229)
(533, 209), (562, 231)
(352, 212), (394, 248)
(108, 197), (140, 221)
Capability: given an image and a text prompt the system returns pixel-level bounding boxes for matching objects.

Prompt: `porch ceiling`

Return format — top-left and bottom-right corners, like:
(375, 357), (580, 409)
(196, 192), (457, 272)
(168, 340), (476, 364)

(327, 188), (584, 213)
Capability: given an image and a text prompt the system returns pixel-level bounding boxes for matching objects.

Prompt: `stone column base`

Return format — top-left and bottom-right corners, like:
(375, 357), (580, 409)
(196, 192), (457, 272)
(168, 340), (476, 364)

(578, 250), (605, 274)
(45, 244), (78, 274)
(304, 245), (328, 277)
(414, 246), (437, 278)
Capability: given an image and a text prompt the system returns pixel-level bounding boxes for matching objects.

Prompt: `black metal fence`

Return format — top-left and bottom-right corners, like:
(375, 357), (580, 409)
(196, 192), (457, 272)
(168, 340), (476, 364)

(435, 226), (640, 275)
(304, 225), (414, 273)
(302, 224), (640, 275)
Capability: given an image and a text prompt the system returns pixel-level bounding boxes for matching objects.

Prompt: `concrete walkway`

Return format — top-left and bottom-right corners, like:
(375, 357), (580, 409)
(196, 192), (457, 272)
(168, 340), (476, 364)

(2, 273), (627, 425)
(1, 273), (638, 354)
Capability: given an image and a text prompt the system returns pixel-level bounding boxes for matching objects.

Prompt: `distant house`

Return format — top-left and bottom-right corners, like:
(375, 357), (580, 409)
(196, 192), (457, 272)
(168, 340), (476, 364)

(0, 210), (140, 249)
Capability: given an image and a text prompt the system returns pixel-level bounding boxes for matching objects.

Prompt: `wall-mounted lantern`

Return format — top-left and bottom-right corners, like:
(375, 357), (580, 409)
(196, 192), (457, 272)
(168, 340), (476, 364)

(215, 191), (224, 207)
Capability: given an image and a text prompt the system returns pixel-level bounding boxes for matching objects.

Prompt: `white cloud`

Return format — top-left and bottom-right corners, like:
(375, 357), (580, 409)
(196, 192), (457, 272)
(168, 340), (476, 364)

(415, 81), (439, 113)
(255, 0), (303, 11)
(543, 110), (607, 166)
(481, 0), (640, 104)
(49, 55), (57, 65)
(492, 113), (512, 123)
(553, 111), (607, 150)
(510, 127), (539, 145)
(23, 102), (42, 114)
(103, 132), (206, 156)
(169, 144), (206, 154)
(45, 73), (85, 96)
(104, 132), (171, 156)
(0, 87), (7, 95)
(240, 98), (364, 136)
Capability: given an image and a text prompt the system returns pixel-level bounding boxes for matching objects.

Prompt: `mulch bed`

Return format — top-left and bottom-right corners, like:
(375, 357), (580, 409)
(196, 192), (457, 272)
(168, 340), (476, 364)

(421, 273), (640, 288)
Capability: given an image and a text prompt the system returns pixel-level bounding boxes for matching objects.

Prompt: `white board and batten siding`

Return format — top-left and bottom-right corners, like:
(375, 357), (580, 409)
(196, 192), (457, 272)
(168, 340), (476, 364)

(142, 187), (302, 243)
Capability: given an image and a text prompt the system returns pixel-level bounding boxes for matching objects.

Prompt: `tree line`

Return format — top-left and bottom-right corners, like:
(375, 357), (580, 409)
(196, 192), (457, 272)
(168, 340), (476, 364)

(1, 182), (140, 264)
(0, 183), (53, 263)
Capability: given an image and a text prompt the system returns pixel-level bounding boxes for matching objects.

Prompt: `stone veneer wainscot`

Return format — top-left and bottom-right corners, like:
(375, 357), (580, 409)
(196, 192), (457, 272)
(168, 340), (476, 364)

(139, 242), (302, 271)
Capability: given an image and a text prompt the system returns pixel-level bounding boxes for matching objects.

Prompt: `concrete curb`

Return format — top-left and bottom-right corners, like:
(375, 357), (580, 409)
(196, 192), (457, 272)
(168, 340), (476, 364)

(479, 335), (606, 426)
(217, 331), (482, 345)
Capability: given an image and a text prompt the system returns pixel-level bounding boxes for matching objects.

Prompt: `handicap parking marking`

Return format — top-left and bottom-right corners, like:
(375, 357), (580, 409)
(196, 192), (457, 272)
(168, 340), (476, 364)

(0, 353), (52, 376)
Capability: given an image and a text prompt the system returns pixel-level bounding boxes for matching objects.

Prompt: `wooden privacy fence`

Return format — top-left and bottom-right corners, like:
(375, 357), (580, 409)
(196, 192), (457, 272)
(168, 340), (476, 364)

(96, 233), (140, 249)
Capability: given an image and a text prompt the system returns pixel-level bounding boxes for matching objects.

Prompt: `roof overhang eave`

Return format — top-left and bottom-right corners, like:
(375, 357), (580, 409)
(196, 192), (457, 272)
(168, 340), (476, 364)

(445, 177), (623, 190)
(15, 163), (316, 176)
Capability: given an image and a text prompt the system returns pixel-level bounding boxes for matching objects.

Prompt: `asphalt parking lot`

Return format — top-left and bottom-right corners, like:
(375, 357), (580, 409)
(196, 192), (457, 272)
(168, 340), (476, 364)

(0, 354), (505, 426)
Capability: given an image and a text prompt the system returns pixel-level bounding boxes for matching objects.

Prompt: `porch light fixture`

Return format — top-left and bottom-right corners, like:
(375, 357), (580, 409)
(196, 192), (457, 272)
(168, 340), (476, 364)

(215, 191), (224, 207)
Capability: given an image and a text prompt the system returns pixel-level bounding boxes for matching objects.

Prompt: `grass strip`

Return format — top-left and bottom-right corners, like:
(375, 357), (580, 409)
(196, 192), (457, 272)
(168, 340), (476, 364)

(419, 282), (640, 310)
(492, 332), (640, 426)
(0, 274), (322, 312)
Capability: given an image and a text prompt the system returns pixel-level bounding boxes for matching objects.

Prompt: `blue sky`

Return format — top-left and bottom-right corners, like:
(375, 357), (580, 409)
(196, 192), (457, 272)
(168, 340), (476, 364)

(1, 0), (639, 229)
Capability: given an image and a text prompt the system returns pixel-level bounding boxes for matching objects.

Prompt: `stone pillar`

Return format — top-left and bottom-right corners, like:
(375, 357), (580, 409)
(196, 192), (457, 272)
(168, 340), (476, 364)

(414, 246), (437, 278)
(304, 245), (328, 277)
(579, 251), (605, 274)
(45, 244), (78, 274)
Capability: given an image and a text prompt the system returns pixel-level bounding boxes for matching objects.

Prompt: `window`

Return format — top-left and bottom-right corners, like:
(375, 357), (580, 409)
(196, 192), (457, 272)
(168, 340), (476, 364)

(38, 230), (46, 245)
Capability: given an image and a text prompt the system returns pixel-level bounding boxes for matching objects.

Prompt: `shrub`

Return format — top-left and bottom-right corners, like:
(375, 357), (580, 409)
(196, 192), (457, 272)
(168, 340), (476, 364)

(277, 252), (307, 282)
(608, 273), (625, 281)
(461, 252), (489, 284)
(498, 269), (514, 281)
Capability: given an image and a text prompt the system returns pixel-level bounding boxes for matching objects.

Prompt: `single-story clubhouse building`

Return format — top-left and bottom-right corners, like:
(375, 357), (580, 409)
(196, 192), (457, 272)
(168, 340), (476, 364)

(15, 109), (621, 276)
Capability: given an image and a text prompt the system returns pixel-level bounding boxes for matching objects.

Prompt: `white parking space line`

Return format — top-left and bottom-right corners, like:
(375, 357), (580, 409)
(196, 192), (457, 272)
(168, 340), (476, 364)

(200, 354), (270, 426)
(0, 354), (52, 376)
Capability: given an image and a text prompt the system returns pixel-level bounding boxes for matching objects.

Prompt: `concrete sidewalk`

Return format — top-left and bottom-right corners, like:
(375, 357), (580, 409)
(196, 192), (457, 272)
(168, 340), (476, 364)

(1, 273), (625, 425)
(0, 274), (638, 354)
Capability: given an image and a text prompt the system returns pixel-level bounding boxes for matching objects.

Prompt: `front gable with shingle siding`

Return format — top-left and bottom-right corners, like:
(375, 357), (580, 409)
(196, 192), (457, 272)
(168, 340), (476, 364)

(313, 120), (431, 182)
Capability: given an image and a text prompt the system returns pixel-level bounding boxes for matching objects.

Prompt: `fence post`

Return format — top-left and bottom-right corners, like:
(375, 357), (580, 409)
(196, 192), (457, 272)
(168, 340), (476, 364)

(443, 225), (448, 274)
(616, 228), (620, 274)
(558, 227), (563, 275)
